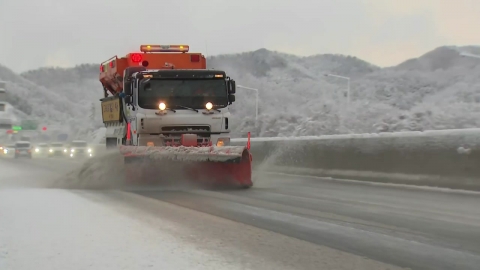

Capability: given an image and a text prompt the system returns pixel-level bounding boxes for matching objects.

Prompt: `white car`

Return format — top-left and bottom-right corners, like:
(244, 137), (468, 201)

(33, 143), (49, 156)
(48, 142), (68, 157)
(69, 140), (93, 158)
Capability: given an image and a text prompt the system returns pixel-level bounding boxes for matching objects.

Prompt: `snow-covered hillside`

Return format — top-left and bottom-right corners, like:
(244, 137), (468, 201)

(0, 64), (103, 138)
(0, 45), (479, 138)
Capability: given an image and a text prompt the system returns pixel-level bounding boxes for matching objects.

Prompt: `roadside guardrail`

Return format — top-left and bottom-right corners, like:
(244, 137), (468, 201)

(231, 129), (480, 191)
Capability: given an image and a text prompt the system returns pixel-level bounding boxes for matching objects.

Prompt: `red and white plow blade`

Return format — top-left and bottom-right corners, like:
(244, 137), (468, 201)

(119, 145), (253, 188)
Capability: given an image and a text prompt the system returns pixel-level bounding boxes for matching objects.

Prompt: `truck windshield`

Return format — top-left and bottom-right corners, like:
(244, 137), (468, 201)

(72, 142), (87, 147)
(138, 79), (228, 110)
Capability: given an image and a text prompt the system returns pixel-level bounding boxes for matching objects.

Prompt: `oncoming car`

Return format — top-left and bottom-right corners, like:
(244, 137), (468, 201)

(2, 144), (15, 156)
(33, 143), (49, 156)
(48, 142), (67, 157)
(69, 140), (93, 158)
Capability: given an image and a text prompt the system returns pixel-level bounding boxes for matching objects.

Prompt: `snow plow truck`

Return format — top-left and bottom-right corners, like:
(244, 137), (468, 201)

(99, 45), (252, 188)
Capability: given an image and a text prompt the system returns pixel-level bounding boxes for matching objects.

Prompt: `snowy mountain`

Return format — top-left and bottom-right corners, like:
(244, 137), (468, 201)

(20, 64), (103, 134)
(0, 64), (104, 139)
(0, 45), (479, 139)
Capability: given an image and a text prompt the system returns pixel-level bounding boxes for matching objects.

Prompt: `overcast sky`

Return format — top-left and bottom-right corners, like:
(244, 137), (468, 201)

(1, 0), (479, 73)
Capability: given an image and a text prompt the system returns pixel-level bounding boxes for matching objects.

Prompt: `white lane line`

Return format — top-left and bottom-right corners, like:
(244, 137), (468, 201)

(260, 171), (480, 195)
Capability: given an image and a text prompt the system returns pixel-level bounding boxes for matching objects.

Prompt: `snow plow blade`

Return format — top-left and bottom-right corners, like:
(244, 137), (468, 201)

(119, 145), (253, 188)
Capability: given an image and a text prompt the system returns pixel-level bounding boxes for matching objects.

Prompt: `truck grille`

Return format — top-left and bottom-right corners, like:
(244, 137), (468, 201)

(161, 126), (210, 134)
(158, 126), (211, 145)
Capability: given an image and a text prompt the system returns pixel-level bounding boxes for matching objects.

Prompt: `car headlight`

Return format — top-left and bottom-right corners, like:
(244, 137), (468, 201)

(88, 148), (92, 153)
(3, 149), (7, 154)
(35, 148), (39, 152)
(216, 137), (230, 146)
(64, 149), (67, 152)
(49, 149), (53, 153)
(71, 149), (75, 152)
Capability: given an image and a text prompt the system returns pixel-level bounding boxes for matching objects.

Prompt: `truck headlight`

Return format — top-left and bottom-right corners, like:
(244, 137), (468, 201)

(71, 149), (75, 152)
(159, 102), (166, 110)
(205, 102), (213, 110)
(35, 148), (39, 152)
(3, 149), (7, 154)
(88, 148), (92, 153)
(64, 149), (67, 152)
(216, 137), (230, 146)
(49, 149), (53, 153)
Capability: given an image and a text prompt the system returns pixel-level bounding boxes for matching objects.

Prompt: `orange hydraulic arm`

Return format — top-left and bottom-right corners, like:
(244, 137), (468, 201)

(99, 45), (207, 97)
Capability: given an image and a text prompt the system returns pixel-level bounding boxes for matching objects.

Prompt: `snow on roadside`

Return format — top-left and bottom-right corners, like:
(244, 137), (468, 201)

(0, 189), (246, 270)
(0, 188), (403, 270)
(0, 218), (7, 270)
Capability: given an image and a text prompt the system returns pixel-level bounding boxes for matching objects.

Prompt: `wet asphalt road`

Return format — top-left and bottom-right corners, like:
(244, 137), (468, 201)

(2, 155), (480, 270)
(130, 172), (480, 270)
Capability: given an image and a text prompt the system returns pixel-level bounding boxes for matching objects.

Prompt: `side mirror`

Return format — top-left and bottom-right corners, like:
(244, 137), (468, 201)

(123, 66), (147, 97)
(123, 80), (133, 96)
(228, 94), (236, 103)
(228, 80), (236, 94)
(124, 80), (133, 96)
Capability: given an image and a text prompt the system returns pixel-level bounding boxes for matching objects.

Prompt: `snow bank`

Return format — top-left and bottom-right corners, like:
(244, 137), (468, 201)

(232, 128), (480, 143)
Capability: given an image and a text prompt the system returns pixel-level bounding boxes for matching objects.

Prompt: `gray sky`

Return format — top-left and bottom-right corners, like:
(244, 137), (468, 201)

(1, 0), (479, 73)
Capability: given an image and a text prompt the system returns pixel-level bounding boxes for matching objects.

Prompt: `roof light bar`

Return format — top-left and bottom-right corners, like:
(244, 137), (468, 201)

(140, 45), (190, 53)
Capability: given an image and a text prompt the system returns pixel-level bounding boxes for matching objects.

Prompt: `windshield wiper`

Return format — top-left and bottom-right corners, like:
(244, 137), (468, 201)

(173, 105), (199, 113)
(156, 107), (176, 114)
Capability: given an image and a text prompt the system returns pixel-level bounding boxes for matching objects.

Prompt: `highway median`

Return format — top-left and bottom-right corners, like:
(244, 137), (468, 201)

(231, 128), (480, 191)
